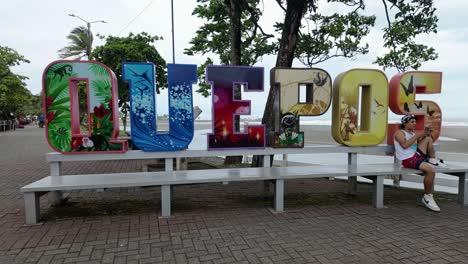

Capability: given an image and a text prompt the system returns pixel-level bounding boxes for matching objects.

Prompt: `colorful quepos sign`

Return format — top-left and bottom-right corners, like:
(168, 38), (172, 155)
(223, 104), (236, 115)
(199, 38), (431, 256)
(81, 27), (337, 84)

(42, 60), (442, 154)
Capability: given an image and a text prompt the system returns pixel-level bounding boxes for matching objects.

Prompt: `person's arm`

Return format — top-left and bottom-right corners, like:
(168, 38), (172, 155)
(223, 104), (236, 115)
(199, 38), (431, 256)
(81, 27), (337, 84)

(395, 130), (424, 149)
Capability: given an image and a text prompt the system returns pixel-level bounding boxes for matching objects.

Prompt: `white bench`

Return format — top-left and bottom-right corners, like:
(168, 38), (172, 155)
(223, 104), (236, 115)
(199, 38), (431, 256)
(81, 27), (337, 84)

(21, 146), (468, 224)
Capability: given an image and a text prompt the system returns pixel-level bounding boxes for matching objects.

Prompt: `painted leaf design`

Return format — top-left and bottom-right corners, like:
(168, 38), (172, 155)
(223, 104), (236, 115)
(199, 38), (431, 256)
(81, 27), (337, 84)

(89, 63), (108, 77)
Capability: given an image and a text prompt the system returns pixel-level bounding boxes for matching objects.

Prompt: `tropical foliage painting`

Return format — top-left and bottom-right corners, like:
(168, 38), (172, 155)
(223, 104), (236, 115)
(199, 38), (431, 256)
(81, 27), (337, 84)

(43, 61), (126, 153)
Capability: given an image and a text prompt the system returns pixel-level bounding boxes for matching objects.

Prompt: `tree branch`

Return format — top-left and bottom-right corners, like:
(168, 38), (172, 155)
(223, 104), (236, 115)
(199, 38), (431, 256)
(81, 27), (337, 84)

(244, 2), (275, 39)
(382, 0), (392, 28)
(381, 0), (402, 72)
(275, 0), (286, 12)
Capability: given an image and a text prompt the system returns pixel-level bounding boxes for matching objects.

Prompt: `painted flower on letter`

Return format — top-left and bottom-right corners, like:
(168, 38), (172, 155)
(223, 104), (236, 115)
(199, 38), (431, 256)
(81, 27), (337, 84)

(45, 96), (54, 108)
(46, 111), (55, 123)
(94, 105), (109, 118)
(71, 137), (83, 149)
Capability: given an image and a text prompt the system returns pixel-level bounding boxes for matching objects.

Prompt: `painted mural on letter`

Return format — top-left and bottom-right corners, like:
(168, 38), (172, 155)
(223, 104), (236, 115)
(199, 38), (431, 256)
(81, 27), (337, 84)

(206, 66), (265, 149)
(271, 68), (332, 148)
(387, 71), (442, 144)
(122, 63), (197, 151)
(332, 69), (389, 146)
(42, 61), (126, 153)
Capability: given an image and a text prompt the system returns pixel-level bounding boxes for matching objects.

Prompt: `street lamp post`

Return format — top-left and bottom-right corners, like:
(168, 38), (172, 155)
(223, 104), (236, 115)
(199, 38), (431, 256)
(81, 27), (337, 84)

(171, 0), (175, 64)
(68, 13), (107, 60)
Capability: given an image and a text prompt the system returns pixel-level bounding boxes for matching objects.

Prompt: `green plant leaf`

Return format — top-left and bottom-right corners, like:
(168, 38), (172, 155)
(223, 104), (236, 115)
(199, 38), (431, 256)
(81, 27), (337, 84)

(50, 97), (70, 107)
(47, 105), (70, 112)
(46, 78), (69, 99)
(51, 114), (71, 124)
(89, 63), (109, 76)
(92, 79), (111, 98)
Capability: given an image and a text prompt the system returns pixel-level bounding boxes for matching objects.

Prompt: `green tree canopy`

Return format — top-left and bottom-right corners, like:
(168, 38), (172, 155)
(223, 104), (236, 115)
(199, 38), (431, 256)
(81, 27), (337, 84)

(92, 32), (167, 130)
(22, 94), (42, 116)
(186, 0), (439, 165)
(187, 0), (439, 93)
(376, 0), (439, 72)
(185, 0), (275, 96)
(0, 46), (30, 79)
(295, 10), (376, 66)
(0, 46), (34, 119)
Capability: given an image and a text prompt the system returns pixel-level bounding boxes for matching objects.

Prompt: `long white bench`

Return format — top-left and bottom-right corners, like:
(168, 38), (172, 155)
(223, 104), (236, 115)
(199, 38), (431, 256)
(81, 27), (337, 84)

(21, 146), (468, 224)
(20, 164), (386, 224)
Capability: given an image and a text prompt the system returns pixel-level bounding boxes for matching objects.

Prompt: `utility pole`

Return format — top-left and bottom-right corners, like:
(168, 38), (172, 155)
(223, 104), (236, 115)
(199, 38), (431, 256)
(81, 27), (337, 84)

(171, 0), (175, 64)
(68, 13), (107, 60)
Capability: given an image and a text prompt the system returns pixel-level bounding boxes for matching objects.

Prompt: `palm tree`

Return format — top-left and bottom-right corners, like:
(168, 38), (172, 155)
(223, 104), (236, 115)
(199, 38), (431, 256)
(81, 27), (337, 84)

(58, 26), (93, 60)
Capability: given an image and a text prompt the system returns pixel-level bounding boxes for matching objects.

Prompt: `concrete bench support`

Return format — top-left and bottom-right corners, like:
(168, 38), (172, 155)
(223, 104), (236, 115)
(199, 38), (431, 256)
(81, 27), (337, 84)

(49, 161), (63, 205)
(372, 176), (384, 209)
(348, 153), (358, 194)
(263, 155), (272, 195)
(274, 179), (284, 212)
(24, 192), (41, 225)
(161, 185), (171, 217)
(458, 172), (467, 206)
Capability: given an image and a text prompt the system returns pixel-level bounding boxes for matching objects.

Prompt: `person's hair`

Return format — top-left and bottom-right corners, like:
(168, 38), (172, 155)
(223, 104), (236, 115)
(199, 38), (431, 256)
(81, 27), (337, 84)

(400, 115), (417, 129)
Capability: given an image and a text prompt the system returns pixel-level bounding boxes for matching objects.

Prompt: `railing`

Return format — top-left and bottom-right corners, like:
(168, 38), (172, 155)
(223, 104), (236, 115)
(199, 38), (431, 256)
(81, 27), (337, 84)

(0, 120), (16, 132)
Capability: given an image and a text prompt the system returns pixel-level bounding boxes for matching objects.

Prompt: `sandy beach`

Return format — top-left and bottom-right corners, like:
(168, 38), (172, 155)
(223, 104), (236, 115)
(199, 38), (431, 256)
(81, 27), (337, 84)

(179, 120), (468, 154)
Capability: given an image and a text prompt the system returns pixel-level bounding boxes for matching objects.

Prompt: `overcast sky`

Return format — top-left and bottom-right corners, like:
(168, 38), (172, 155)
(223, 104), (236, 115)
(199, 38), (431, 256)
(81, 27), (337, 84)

(1, 0), (468, 121)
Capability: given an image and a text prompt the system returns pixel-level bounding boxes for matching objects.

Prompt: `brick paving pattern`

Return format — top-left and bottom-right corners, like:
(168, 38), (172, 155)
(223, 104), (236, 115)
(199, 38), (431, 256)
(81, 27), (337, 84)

(0, 126), (467, 263)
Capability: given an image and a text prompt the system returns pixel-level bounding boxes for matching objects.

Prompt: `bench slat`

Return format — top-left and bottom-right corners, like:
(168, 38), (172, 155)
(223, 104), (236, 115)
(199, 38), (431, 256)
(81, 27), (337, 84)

(46, 145), (397, 162)
(25, 163), (468, 193)
(22, 166), (350, 192)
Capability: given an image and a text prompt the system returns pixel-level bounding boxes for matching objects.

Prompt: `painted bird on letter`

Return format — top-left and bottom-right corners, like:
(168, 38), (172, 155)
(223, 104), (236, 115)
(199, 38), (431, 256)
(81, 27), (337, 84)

(374, 99), (384, 108)
(427, 105), (435, 116)
(414, 101), (423, 109)
(400, 75), (414, 97)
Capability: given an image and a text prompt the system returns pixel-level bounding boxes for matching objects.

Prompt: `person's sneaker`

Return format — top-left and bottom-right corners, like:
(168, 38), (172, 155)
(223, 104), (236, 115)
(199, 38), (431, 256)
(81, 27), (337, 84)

(428, 158), (447, 167)
(422, 194), (440, 212)
(437, 158), (447, 167)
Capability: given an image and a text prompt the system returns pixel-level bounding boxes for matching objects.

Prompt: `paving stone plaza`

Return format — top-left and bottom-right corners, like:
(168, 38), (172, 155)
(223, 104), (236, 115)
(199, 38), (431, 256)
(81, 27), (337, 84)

(1, 126), (467, 263)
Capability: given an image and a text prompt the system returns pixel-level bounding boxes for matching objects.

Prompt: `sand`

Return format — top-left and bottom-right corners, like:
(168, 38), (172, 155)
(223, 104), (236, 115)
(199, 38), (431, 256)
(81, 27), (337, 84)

(188, 121), (468, 154)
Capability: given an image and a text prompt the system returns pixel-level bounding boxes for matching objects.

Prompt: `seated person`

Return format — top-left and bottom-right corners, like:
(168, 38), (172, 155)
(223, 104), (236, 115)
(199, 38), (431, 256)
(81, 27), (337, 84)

(394, 115), (444, 212)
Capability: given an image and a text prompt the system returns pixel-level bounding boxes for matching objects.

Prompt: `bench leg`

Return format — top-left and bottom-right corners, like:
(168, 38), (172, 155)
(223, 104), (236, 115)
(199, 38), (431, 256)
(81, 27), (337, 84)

(348, 177), (357, 195)
(458, 172), (467, 206)
(263, 155), (272, 197)
(347, 153), (357, 193)
(372, 176), (384, 209)
(24, 192), (40, 224)
(161, 185), (171, 217)
(263, 181), (270, 196)
(49, 162), (63, 205)
(274, 179), (284, 212)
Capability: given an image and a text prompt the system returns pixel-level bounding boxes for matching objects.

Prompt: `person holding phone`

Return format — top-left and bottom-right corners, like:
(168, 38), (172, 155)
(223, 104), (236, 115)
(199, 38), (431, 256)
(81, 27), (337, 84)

(394, 115), (445, 212)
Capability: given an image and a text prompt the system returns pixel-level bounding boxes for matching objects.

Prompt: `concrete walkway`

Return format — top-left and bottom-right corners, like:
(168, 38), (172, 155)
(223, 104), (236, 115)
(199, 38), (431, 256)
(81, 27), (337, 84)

(0, 126), (467, 263)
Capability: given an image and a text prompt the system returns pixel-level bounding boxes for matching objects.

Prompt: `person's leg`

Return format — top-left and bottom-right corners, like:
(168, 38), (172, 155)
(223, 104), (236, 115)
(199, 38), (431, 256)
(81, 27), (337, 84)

(417, 136), (435, 157)
(419, 162), (440, 211)
(426, 137), (435, 158)
(419, 162), (435, 194)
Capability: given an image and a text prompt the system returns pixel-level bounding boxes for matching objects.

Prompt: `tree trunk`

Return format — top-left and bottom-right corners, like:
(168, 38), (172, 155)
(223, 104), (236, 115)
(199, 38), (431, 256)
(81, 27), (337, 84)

(253, 0), (307, 167)
(225, 0), (244, 165)
(230, 0), (242, 66)
(275, 1), (307, 68)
